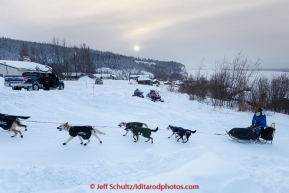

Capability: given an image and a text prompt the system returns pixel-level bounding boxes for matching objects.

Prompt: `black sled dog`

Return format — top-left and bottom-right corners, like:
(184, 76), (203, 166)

(166, 125), (196, 143)
(125, 125), (158, 143)
(176, 129), (197, 143)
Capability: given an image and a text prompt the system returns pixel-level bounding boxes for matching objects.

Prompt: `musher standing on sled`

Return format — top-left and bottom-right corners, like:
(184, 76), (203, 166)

(251, 107), (267, 143)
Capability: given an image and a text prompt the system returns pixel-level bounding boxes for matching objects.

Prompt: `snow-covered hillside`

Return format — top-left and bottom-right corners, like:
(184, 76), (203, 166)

(135, 60), (156, 66)
(0, 77), (289, 193)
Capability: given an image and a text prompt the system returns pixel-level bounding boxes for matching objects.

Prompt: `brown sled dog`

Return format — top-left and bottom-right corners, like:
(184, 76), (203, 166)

(0, 115), (28, 138)
(57, 122), (105, 146)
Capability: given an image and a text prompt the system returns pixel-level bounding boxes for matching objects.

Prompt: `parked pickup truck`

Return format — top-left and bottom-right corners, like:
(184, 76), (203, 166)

(4, 72), (65, 91)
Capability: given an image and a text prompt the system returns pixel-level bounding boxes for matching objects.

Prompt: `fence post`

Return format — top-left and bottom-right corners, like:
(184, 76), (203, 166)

(92, 84), (94, 97)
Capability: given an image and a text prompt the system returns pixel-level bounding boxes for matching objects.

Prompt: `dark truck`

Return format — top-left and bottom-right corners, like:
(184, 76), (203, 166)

(4, 72), (65, 91)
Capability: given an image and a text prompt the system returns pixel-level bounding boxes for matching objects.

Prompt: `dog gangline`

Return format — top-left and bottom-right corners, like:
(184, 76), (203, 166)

(22, 120), (227, 136)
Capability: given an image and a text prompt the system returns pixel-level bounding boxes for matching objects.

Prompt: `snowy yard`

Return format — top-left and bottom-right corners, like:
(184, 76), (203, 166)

(0, 77), (289, 193)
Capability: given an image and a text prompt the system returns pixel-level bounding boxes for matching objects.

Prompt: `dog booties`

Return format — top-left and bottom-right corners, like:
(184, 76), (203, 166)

(69, 126), (93, 139)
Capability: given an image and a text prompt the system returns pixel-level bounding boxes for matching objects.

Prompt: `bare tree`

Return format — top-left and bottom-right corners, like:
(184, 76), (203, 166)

(209, 52), (260, 109)
(267, 73), (289, 113)
(179, 62), (209, 101)
(19, 42), (29, 61)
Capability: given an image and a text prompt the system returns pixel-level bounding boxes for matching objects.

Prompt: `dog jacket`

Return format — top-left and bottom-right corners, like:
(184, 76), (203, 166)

(131, 127), (151, 138)
(172, 126), (184, 132)
(177, 129), (190, 136)
(0, 113), (30, 120)
(0, 117), (15, 130)
(69, 126), (93, 139)
(126, 122), (145, 128)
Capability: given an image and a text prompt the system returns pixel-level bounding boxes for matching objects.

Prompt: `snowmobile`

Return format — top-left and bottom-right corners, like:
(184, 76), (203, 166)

(132, 89), (144, 98)
(226, 123), (276, 144)
(146, 90), (164, 102)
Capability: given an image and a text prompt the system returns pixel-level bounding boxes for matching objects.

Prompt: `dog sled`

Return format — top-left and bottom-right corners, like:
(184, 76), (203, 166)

(146, 90), (164, 102)
(226, 123), (276, 144)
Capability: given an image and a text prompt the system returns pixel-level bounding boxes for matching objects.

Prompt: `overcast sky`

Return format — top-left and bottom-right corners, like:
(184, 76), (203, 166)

(1, 0), (288, 69)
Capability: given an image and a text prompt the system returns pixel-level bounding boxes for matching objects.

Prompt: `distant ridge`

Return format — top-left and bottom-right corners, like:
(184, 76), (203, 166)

(0, 37), (188, 80)
(260, 68), (289, 72)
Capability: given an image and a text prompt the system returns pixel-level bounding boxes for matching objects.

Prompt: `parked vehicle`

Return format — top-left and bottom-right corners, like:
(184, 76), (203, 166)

(95, 78), (103, 85)
(4, 72), (64, 91)
(132, 88), (144, 98)
(146, 90), (164, 102)
(163, 81), (171, 85)
(152, 79), (160, 87)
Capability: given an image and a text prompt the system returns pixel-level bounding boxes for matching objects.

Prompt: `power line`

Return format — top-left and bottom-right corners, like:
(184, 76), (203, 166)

(0, 15), (43, 40)
(0, 1), (54, 39)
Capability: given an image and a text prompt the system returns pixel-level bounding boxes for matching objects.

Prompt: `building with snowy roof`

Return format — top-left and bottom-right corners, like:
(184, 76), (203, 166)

(0, 60), (52, 77)
(93, 74), (116, 79)
(136, 77), (153, 85)
(129, 74), (152, 81)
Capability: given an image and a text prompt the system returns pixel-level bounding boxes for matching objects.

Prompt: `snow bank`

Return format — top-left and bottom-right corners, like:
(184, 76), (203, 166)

(0, 77), (3, 87)
(77, 76), (95, 83)
(139, 152), (258, 193)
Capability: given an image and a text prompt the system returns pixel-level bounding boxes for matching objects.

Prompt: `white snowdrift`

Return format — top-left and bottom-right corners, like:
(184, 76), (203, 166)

(0, 78), (289, 193)
(77, 76), (95, 83)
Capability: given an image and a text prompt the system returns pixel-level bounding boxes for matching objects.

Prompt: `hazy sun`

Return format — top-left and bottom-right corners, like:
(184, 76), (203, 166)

(134, 46), (140, 51)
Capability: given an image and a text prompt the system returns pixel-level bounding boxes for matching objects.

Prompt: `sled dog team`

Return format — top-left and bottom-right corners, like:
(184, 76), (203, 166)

(0, 114), (197, 146)
(1, 108), (272, 145)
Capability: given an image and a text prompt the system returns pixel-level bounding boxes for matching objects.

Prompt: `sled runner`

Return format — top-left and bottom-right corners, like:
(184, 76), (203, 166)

(226, 123), (276, 144)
